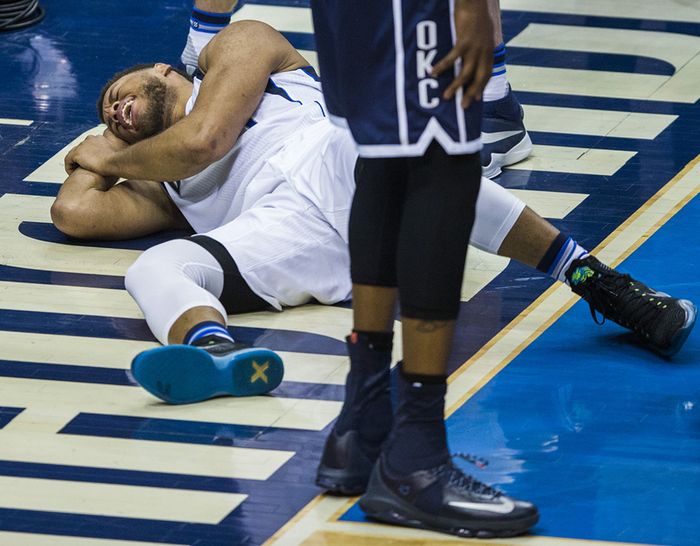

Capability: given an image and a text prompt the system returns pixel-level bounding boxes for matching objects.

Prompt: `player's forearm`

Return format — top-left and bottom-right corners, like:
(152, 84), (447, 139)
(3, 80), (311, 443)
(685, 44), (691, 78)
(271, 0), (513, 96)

(102, 120), (225, 181)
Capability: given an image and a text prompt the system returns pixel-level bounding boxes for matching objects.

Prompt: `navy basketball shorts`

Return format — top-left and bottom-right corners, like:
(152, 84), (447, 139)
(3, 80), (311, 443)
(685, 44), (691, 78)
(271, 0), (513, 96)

(311, 0), (483, 158)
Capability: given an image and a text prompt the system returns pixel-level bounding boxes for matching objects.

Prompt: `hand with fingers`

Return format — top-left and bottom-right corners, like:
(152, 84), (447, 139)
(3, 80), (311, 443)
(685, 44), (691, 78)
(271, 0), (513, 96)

(432, 0), (494, 109)
(64, 133), (127, 176)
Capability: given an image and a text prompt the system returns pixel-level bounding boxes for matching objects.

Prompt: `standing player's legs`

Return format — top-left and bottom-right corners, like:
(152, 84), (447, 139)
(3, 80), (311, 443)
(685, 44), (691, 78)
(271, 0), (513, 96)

(180, 0), (237, 75)
(481, 0), (532, 177)
(312, 0), (538, 537)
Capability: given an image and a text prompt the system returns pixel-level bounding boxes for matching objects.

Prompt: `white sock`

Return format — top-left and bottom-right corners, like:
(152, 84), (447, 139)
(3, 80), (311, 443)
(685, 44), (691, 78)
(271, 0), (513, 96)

(180, 6), (233, 74)
(550, 237), (590, 284)
(483, 42), (509, 102)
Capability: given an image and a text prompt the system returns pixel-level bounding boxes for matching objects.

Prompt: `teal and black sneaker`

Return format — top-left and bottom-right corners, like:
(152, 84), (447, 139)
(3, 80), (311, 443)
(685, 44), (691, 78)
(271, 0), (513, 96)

(131, 335), (284, 404)
(566, 256), (696, 357)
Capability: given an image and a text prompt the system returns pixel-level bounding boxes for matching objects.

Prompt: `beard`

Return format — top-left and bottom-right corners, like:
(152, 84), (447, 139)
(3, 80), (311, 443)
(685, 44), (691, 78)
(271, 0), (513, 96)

(139, 77), (170, 139)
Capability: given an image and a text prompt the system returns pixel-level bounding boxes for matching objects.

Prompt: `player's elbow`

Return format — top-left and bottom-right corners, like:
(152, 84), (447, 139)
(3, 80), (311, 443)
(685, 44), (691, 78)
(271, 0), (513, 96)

(188, 128), (233, 167)
(50, 196), (95, 239)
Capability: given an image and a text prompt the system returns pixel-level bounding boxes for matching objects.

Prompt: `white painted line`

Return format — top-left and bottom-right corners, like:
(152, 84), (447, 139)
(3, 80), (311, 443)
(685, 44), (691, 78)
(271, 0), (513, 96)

(232, 4), (313, 33)
(509, 23), (699, 71)
(0, 193), (138, 276)
(501, 0), (700, 24)
(512, 188), (588, 219)
(0, 531), (177, 546)
(0, 376), (341, 431)
(508, 65), (673, 102)
(523, 105), (677, 140)
(0, 475), (244, 524)
(0, 331), (156, 368)
(0, 118), (33, 126)
(508, 23), (700, 104)
(0, 424), (293, 481)
(506, 144), (636, 176)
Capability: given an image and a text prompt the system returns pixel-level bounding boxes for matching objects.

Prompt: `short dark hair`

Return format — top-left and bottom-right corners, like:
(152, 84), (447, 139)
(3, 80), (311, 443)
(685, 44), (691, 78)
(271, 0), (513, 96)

(96, 63), (193, 122)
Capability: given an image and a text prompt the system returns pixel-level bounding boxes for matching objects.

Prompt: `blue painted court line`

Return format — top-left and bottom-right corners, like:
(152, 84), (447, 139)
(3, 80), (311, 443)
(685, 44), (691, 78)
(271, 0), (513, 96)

(342, 192), (700, 545)
(0, 407), (24, 429)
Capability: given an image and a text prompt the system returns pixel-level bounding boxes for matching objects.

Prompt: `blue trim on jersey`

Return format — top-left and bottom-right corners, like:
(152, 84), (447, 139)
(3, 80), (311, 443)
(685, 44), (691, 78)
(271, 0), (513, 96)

(300, 65), (321, 81)
(244, 117), (257, 129)
(264, 79), (302, 105)
(314, 100), (326, 116)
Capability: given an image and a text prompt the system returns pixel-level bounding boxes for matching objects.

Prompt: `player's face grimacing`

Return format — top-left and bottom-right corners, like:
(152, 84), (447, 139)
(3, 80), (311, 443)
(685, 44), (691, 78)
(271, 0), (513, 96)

(101, 69), (173, 144)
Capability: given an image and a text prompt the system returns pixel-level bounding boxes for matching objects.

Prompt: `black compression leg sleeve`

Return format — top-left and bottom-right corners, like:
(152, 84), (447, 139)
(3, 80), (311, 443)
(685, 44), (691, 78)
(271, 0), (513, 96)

(398, 143), (482, 320)
(348, 156), (407, 287)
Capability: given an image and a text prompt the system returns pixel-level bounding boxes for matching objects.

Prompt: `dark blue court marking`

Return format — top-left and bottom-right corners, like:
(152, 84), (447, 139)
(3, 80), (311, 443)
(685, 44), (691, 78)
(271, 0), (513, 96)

(0, 358), (344, 400)
(281, 30), (315, 51)
(0, 309), (347, 354)
(343, 194), (700, 545)
(19, 222), (193, 251)
(0, 508), (227, 545)
(0, 407), (24, 429)
(508, 48), (675, 76)
(0, 360), (132, 385)
(0, 264), (124, 290)
(61, 413), (328, 452)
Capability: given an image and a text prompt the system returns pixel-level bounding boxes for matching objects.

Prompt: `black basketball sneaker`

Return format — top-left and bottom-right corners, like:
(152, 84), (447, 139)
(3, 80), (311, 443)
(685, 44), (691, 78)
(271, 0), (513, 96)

(566, 256), (696, 356)
(359, 454), (539, 538)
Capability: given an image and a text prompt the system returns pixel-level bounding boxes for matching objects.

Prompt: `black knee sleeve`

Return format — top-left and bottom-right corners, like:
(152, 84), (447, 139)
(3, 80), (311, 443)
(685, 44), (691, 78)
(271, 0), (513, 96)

(348, 156), (406, 286)
(398, 144), (482, 320)
(187, 235), (271, 314)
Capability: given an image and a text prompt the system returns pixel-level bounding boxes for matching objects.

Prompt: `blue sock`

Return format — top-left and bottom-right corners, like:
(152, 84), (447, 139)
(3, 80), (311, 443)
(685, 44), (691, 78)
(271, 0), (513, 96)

(383, 364), (448, 475)
(183, 321), (234, 345)
(538, 234), (589, 284)
(483, 42), (508, 102)
(181, 6), (233, 72)
(190, 6), (233, 34)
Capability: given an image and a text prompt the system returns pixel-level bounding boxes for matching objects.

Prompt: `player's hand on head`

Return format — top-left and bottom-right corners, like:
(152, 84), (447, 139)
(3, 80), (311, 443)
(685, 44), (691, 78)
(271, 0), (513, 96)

(431, 0), (494, 109)
(64, 134), (121, 176)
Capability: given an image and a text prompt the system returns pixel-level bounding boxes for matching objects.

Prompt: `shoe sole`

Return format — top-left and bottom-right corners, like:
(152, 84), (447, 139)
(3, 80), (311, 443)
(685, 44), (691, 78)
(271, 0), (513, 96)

(316, 466), (370, 495)
(131, 345), (284, 404)
(482, 133), (533, 178)
(360, 491), (539, 538)
(657, 299), (697, 357)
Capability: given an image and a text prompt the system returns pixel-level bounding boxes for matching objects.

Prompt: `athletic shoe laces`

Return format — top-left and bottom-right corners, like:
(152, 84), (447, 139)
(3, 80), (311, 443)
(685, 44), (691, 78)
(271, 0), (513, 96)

(429, 453), (501, 498)
(582, 272), (667, 339)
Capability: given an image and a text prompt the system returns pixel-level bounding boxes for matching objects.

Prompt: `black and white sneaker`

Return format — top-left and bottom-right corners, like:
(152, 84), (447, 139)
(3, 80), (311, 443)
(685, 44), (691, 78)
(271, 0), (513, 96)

(359, 455), (538, 538)
(566, 256), (697, 357)
(481, 85), (533, 178)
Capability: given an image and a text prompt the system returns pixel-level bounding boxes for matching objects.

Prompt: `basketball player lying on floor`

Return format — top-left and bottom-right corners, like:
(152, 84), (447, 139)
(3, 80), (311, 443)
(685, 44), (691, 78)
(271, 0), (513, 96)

(56, 21), (696, 404)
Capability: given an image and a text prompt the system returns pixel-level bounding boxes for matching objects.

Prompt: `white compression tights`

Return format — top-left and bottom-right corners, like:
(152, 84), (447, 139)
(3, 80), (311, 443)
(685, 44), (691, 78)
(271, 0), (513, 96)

(125, 177), (526, 346)
(125, 239), (227, 345)
(471, 176), (526, 254)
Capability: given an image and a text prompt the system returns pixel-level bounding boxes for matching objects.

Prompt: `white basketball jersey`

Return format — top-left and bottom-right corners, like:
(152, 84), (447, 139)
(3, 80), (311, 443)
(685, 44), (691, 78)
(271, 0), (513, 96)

(165, 67), (330, 233)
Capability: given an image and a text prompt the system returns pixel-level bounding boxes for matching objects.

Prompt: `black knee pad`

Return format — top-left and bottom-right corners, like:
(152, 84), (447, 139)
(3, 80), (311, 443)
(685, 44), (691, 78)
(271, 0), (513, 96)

(398, 144), (482, 320)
